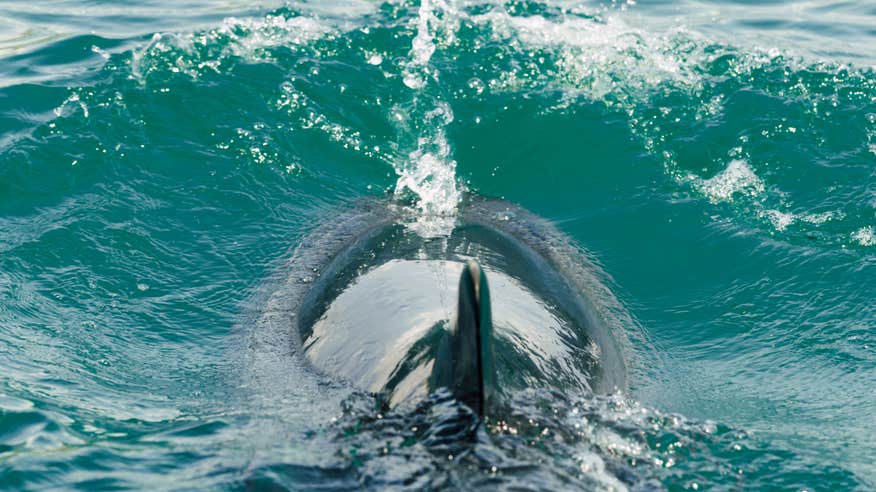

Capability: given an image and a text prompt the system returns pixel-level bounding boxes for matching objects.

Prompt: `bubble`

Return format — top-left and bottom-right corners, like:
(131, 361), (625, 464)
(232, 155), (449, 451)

(467, 77), (486, 95)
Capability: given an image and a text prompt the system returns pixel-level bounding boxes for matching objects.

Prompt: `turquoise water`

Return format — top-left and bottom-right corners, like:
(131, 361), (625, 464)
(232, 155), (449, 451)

(1, 0), (875, 489)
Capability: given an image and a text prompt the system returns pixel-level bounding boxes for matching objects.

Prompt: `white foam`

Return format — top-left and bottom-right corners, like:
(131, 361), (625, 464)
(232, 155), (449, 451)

(471, 10), (702, 102)
(801, 211), (842, 225)
(851, 226), (875, 246)
(218, 15), (330, 53)
(759, 209), (842, 232)
(761, 209), (795, 231)
(698, 160), (765, 203)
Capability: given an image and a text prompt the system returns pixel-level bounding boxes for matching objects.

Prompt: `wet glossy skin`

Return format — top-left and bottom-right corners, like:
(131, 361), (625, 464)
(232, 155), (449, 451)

(298, 220), (605, 409)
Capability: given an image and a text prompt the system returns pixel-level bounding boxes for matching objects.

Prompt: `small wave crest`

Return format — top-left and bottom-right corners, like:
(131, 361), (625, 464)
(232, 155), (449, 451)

(130, 13), (332, 81)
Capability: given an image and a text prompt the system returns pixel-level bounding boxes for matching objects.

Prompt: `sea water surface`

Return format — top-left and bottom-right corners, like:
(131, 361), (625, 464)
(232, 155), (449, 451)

(1, 0), (875, 490)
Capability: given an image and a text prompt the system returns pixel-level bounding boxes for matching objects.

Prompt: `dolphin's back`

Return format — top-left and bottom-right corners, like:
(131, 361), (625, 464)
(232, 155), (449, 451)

(296, 212), (613, 410)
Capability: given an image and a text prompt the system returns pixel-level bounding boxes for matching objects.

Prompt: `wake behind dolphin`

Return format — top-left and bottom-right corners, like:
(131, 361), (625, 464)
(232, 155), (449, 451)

(251, 195), (633, 417)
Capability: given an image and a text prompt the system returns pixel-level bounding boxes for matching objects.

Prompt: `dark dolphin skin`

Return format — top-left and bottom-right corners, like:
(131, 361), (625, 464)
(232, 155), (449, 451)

(285, 196), (630, 415)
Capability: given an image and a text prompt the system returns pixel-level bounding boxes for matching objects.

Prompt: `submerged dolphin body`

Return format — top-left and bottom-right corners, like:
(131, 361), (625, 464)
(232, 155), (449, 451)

(290, 197), (629, 415)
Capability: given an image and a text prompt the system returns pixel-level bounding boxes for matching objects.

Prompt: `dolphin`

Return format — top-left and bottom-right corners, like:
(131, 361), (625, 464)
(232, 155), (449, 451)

(289, 196), (629, 416)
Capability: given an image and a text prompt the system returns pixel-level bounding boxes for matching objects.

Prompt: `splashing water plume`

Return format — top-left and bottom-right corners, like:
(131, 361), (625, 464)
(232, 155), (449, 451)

(394, 103), (461, 237)
(393, 0), (462, 237)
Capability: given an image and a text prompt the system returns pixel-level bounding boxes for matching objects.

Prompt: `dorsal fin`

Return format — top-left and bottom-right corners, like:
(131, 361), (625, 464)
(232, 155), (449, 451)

(431, 261), (495, 415)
